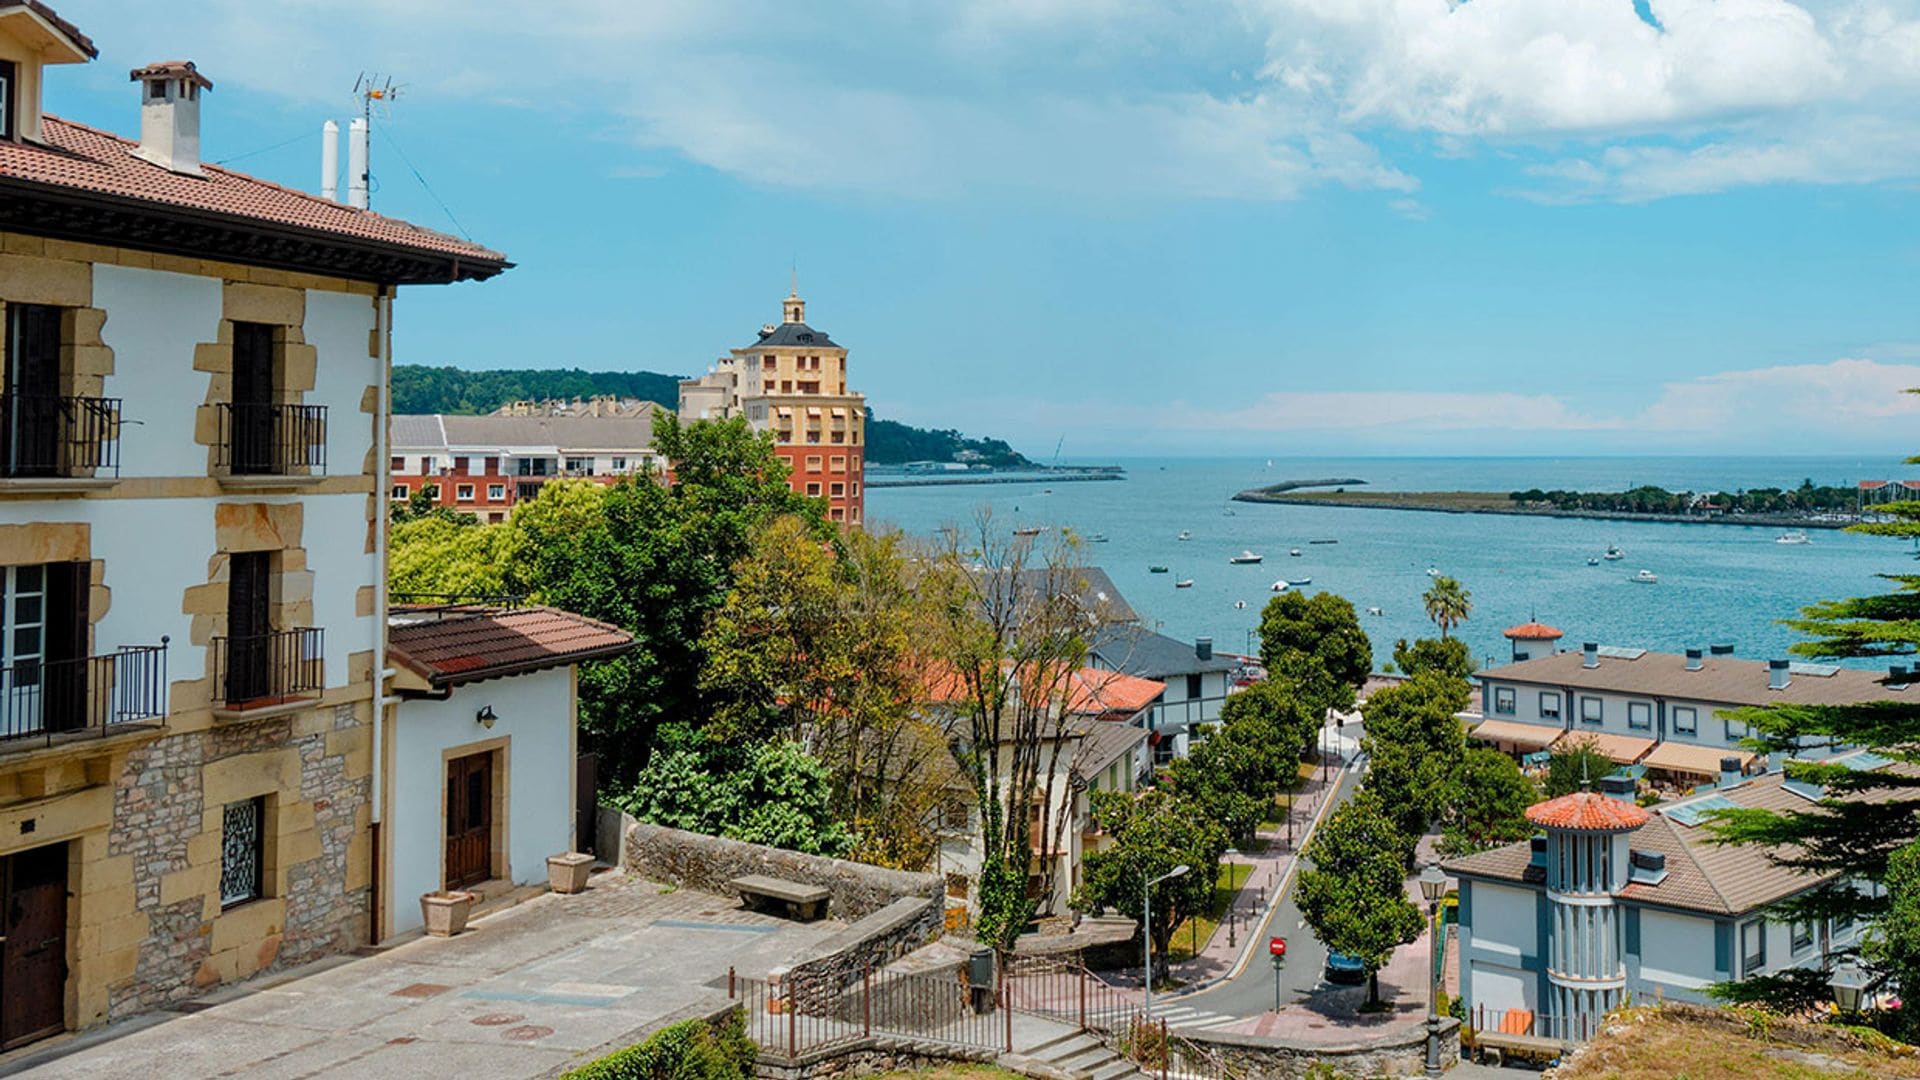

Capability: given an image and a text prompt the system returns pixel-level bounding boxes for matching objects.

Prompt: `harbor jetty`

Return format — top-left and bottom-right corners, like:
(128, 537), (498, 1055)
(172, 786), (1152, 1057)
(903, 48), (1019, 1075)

(1232, 484), (1861, 529)
(867, 466), (1125, 489)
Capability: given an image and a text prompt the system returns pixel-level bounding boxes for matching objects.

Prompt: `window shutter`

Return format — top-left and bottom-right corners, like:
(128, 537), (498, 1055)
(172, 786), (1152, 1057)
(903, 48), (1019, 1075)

(43, 561), (90, 731)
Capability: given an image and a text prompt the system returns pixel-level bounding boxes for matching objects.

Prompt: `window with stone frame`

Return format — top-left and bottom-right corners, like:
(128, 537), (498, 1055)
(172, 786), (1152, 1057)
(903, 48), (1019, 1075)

(220, 795), (267, 907)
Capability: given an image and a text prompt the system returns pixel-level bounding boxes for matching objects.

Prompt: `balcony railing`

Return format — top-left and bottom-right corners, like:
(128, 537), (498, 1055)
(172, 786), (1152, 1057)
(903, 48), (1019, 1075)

(215, 403), (327, 476)
(0, 643), (169, 747)
(0, 394), (121, 478)
(212, 627), (324, 710)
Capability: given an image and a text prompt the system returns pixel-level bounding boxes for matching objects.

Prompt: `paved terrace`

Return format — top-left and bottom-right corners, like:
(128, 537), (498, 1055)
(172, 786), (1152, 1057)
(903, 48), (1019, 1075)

(5, 873), (845, 1079)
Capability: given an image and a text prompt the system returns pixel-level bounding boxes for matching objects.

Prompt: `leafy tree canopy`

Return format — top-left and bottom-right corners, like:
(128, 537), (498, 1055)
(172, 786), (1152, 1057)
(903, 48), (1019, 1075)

(1546, 737), (1619, 799)
(1439, 747), (1539, 857)
(1297, 790), (1425, 1004)
(1075, 787), (1226, 978)
(1422, 576), (1472, 640)
(389, 515), (510, 599)
(614, 725), (855, 858)
(1360, 672), (1470, 848)
(1258, 591), (1372, 716)
(1392, 636), (1476, 682)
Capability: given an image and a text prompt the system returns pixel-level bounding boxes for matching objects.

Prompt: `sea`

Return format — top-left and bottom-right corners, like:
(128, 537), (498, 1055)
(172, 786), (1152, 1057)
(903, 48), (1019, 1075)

(866, 455), (1916, 672)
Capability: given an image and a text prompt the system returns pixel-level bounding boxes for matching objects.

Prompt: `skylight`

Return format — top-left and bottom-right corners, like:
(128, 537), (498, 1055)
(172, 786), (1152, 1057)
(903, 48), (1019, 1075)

(1663, 793), (1738, 827)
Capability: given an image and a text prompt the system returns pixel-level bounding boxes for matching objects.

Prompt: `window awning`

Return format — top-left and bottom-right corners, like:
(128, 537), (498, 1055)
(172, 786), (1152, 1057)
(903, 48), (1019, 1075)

(807, 406), (823, 417)
(830, 407), (847, 417)
(1642, 741), (1756, 777)
(1554, 730), (1656, 765)
(1468, 718), (1562, 751)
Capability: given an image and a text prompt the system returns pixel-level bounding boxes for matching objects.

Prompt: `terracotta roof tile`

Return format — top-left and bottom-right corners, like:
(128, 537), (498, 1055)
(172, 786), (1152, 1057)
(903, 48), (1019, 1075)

(1525, 791), (1650, 831)
(0, 116), (506, 268)
(1503, 621), (1564, 640)
(1066, 668), (1165, 716)
(388, 606), (633, 688)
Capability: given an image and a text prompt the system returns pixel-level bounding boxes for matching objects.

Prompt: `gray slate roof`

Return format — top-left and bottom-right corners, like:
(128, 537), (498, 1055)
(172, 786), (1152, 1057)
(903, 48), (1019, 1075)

(1076, 719), (1148, 778)
(1088, 624), (1238, 679)
(747, 322), (840, 349)
(391, 412), (657, 453)
(1480, 648), (1893, 709)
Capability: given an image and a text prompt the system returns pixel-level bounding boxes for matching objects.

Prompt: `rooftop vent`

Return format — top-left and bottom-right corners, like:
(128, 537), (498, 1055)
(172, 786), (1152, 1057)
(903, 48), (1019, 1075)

(1893, 664), (1910, 691)
(1685, 648), (1703, 672)
(1195, 637), (1213, 661)
(130, 60), (212, 177)
(1769, 659), (1791, 691)
(1583, 642), (1599, 669)
(1710, 643), (1736, 656)
(1629, 849), (1668, 885)
(1600, 774), (1636, 802)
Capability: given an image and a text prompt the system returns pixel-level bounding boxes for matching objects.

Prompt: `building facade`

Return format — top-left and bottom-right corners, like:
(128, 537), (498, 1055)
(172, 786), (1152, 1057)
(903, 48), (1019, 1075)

(1446, 765), (1876, 1043)
(678, 288), (866, 524)
(389, 408), (660, 524)
(1087, 626), (1238, 763)
(0, 4), (505, 1046)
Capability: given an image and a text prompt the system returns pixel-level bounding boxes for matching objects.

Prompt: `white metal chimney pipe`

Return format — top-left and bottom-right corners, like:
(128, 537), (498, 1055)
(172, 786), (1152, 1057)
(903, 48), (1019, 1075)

(347, 117), (369, 209)
(320, 120), (339, 202)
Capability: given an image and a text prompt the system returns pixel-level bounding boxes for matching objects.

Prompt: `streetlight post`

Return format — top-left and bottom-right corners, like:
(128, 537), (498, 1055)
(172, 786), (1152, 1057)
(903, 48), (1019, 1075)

(1143, 864), (1191, 1021)
(1418, 863), (1449, 1077)
(1223, 849), (1240, 949)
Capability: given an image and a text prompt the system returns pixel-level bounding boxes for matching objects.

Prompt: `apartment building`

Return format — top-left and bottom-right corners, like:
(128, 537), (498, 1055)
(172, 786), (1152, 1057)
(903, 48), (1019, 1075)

(0, 4), (505, 1046)
(390, 406), (660, 523)
(678, 288), (866, 524)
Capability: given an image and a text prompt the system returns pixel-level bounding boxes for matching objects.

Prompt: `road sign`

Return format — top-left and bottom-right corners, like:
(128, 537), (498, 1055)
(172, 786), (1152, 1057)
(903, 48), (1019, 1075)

(1269, 937), (1287, 956)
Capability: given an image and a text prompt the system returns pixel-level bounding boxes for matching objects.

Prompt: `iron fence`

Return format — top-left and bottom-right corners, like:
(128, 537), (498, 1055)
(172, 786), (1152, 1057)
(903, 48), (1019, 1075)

(1003, 953), (1144, 1033)
(0, 394), (120, 478)
(212, 627), (323, 708)
(0, 642), (168, 746)
(216, 402), (327, 475)
(1469, 1004), (1582, 1043)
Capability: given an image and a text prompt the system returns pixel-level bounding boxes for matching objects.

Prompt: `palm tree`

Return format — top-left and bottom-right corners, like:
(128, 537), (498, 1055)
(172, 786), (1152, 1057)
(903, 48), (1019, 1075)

(1423, 576), (1471, 639)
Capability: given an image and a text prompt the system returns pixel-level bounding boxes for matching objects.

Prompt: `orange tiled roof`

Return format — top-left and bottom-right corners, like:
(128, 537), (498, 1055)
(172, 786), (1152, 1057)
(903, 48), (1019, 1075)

(1524, 791), (1650, 832)
(1065, 668), (1165, 716)
(388, 606), (633, 689)
(0, 116), (508, 269)
(1503, 621), (1565, 640)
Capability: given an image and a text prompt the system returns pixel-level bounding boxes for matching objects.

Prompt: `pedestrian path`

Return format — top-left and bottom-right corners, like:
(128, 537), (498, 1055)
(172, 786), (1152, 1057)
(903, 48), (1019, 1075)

(1151, 1004), (1244, 1032)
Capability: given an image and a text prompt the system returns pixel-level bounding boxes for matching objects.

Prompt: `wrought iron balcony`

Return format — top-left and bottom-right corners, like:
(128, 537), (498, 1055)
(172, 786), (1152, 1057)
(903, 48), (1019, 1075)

(0, 393), (121, 479)
(215, 403), (327, 476)
(0, 642), (169, 747)
(212, 627), (324, 711)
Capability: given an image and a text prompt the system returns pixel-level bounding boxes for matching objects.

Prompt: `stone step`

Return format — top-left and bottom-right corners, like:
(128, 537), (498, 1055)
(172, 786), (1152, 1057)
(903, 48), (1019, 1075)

(1030, 1031), (1103, 1062)
(1091, 1059), (1144, 1080)
(1058, 1044), (1121, 1072)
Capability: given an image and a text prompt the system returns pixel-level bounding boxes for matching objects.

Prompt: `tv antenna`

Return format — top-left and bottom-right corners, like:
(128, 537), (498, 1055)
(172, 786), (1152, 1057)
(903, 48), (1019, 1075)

(344, 74), (403, 210)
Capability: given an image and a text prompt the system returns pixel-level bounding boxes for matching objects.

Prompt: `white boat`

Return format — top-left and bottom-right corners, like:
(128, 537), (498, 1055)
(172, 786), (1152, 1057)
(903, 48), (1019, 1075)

(1426, 566), (1441, 577)
(1085, 533), (1109, 543)
(1366, 606), (1384, 616)
(1631, 569), (1659, 584)
(1177, 530), (1192, 542)
(1271, 580), (1289, 592)
(1013, 526), (1046, 537)
(1603, 546), (1625, 561)
(1776, 532), (1811, 545)
(1289, 577), (1311, 585)
(1233, 600), (1247, 610)
(1289, 548), (1303, 557)
(1175, 579), (1194, 589)
(1229, 550), (1264, 565)
(1586, 557), (1600, 566)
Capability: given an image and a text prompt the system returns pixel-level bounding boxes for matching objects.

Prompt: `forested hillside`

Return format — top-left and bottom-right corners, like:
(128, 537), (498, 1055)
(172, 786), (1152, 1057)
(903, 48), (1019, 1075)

(391, 365), (1033, 466)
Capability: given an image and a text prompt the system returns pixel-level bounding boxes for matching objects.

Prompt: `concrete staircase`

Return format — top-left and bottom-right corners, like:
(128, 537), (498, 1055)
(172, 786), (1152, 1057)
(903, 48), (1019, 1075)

(1022, 1029), (1149, 1080)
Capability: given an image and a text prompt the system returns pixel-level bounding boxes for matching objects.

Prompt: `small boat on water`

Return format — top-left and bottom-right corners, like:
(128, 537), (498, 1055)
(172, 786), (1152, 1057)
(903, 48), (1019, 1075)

(1289, 548), (1303, 557)
(1366, 606), (1384, 617)
(1426, 566), (1441, 577)
(1631, 569), (1659, 584)
(1776, 531), (1811, 545)
(1149, 565), (1169, 574)
(1271, 580), (1289, 592)
(1310, 539), (1339, 545)
(1175, 579), (1194, 589)
(1085, 533), (1110, 543)
(1586, 557), (1600, 566)
(1289, 577), (1311, 586)
(1234, 600), (1247, 610)
(1603, 545), (1625, 561)
(1177, 530), (1193, 541)
(1230, 550), (1264, 564)
(1013, 526), (1047, 537)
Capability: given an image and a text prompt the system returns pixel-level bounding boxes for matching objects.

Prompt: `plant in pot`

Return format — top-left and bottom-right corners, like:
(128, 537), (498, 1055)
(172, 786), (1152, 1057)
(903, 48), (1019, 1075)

(547, 852), (595, 894)
(421, 890), (477, 937)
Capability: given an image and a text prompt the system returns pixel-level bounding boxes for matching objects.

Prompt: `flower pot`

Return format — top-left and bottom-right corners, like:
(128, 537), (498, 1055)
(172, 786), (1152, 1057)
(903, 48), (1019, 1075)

(547, 852), (595, 895)
(421, 890), (476, 937)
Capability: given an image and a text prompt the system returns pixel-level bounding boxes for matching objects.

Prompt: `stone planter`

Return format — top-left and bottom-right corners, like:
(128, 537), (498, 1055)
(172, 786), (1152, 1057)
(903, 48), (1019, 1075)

(421, 890), (476, 937)
(547, 852), (595, 894)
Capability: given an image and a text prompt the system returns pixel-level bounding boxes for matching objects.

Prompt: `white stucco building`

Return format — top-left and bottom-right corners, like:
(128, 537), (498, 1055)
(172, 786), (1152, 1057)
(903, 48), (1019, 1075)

(384, 604), (632, 937)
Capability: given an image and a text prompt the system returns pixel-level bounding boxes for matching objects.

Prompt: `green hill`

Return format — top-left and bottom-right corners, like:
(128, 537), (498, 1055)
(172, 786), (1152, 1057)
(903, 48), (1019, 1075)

(390, 365), (1032, 467)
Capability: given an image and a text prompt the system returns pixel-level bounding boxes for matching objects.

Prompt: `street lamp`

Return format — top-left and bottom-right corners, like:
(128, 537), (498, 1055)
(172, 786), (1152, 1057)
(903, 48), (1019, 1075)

(1223, 849), (1240, 949)
(1144, 863), (1191, 1021)
(1831, 962), (1869, 1017)
(1418, 863), (1450, 1078)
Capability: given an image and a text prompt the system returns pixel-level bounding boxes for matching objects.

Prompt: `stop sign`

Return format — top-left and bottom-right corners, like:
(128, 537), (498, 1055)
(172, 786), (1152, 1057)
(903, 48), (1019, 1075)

(1269, 937), (1287, 956)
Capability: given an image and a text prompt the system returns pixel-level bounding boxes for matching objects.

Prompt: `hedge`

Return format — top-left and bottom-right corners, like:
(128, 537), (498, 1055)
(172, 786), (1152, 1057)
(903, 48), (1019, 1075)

(563, 1010), (756, 1080)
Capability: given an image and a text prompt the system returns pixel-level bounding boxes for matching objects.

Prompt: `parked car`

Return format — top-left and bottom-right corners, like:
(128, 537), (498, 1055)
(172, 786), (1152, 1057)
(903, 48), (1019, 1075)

(1325, 953), (1367, 985)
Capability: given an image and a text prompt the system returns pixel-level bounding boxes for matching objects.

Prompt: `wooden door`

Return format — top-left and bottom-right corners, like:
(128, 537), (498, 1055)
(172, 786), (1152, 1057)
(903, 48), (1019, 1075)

(230, 322), (275, 474)
(4, 303), (61, 477)
(225, 551), (271, 704)
(1, 844), (67, 1050)
(445, 752), (493, 889)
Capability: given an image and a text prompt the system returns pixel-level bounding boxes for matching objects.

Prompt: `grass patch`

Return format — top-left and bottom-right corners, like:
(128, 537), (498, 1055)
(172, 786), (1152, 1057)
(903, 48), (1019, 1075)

(1547, 1003), (1920, 1080)
(1167, 861), (1254, 962)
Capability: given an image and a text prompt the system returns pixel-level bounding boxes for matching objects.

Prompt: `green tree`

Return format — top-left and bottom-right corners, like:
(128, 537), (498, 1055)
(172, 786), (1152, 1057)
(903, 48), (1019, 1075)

(1360, 672), (1470, 849)
(1297, 790), (1425, 1005)
(1438, 748), (1539, 857)
(1075, 787), (1226, 982)
(1704, 451), (1920, 927)
(1545, 737), (1617, 798)
(1864, 839), (1920, 1035)
(1392, 637), (1476, 682)
(388, 514), (510, 599)
(1421, 576), (1472, 639)
(616, 726), (855, 857)
(1257, 591), (1373, 717)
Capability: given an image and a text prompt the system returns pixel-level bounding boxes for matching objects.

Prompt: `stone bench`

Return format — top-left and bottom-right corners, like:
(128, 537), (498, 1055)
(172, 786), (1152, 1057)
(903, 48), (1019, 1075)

(730, 874), (831, 921)
(1472, 1029), (1567, 1067)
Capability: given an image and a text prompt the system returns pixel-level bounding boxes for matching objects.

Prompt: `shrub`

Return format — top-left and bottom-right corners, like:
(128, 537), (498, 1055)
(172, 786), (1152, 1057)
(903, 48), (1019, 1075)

(563, 1010), (755, 1080)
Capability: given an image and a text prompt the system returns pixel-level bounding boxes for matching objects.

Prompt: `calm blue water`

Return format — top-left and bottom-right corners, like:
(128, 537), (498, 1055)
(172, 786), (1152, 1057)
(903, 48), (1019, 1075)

(868, 456), (1915, 670)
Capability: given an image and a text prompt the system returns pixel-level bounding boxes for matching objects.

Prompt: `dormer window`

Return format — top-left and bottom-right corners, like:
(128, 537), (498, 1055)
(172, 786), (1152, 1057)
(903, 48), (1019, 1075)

(0, 60), (15, 140)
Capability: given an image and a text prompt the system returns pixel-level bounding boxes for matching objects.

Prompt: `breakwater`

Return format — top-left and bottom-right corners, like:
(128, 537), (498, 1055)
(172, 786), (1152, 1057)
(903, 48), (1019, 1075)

(1234, 489), (1858, 529)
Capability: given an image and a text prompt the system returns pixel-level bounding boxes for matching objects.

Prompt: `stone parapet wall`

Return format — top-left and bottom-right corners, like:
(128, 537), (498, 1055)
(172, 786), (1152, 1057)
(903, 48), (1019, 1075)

(787, 897), (944, 1005)
(1180, 1017), (1461, 1079)
(621, 819), (939, 920)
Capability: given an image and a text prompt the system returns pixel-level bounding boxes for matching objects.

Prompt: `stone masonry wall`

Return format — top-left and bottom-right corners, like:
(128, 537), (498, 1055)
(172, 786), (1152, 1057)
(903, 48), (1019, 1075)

(107, 702), (370, 1019)
(1181, 1017), (1462, 1079)
(623, 820), (940, 920)
(784, 897), (945, 1010)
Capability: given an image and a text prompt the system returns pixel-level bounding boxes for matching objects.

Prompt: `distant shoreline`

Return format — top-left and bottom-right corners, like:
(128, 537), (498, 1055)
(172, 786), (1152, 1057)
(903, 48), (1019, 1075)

(867, 468), (1125, 489)
(1231, 488), (1858, 530)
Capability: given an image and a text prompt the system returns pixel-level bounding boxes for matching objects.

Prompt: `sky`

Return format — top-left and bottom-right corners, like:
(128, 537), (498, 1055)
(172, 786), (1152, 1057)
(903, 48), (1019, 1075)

(44, 0), (1920, 457)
